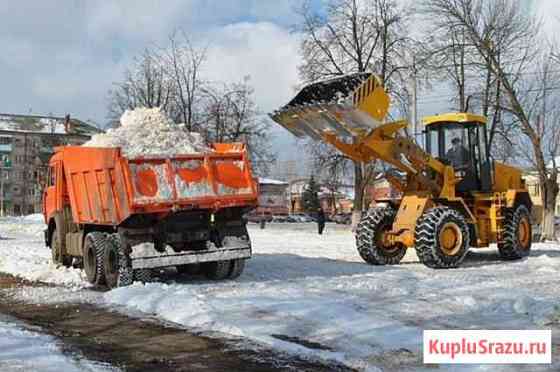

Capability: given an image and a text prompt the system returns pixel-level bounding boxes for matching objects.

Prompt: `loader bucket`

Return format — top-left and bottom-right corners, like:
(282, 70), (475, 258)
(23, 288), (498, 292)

(270, 72), (390, 140)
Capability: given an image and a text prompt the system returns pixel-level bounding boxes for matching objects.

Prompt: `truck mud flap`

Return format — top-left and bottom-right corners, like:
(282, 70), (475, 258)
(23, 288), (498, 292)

(131, 247), (251, 270)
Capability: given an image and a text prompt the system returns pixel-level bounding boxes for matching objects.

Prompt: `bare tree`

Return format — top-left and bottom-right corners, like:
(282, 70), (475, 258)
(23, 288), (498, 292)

(108, 48), (173, 125)
(163, 31), (207, 131)
(297, 0), (411, 226)
(308, 142), (351, 214)
(201, 77), (276, 176)
(425, 0), (559, 239)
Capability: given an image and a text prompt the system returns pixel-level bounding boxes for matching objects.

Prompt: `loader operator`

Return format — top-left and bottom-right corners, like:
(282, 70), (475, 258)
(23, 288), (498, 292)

(446, 137), (470, 171)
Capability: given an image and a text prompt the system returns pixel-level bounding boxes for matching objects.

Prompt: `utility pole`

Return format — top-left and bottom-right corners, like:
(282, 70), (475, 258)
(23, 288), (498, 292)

(411, 56), (419, 145)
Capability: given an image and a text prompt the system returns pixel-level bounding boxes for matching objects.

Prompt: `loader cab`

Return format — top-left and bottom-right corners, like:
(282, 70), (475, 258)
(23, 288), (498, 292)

(423, 113), (492, 193)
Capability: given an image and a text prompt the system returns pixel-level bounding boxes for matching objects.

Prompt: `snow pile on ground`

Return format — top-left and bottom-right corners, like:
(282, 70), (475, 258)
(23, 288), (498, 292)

(104, 224), (560, 371)
(1, 217), (559, 370)
(0, 217), (89, 289)
(84, 107), (210, 157)
(0, 315), (117, 372)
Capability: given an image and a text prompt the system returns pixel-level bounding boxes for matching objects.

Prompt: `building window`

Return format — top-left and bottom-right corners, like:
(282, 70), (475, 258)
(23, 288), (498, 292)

(0, 137), (11, 145)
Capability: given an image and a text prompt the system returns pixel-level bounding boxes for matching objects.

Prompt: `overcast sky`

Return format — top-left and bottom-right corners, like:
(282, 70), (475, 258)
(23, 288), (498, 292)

(0, 0), (558, 165)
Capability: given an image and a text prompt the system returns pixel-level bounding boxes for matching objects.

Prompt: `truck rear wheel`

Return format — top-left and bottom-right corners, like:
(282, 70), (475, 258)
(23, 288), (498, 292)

(228, 259), (245, 279)
(104, 233), (134, 289)
(134, 269), (152, 283)
(83, 232), (107, 286)
(356, 207), (406, 265)
(498, 204), (532, 260)
(51, 227), (72, 267)
(203, 260), (231, 280)
(177, 264), (201, 275)
(415, 206), (470, 269)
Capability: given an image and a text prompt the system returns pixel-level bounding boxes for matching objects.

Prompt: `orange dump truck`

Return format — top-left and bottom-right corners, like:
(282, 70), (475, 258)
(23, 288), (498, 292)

(43, 144), (258, 288)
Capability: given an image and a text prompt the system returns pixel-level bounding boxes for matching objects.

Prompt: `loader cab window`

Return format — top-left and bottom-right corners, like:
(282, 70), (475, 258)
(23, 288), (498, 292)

(425, 122), (491, 193)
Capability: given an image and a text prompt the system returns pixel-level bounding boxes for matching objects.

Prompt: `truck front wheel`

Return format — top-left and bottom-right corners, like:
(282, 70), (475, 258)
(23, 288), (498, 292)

(83, 232), (107, 286)
(51, 227), (72, 267)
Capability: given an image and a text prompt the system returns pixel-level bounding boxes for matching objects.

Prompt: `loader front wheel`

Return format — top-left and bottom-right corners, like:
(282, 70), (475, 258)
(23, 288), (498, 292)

(498, 204), (532, 260)
(356, 207), (406, 265)
(83, 232), (107, 286)
(415, 207), (470, 269)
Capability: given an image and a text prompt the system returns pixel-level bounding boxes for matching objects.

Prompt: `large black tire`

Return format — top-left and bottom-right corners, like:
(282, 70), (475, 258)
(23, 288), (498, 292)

(51, 227), (72, 267)
(203, 260), (232, 280)
(228, 259), (245, 279)
(104, 233), (133, 288)
(356, 207), (406, 265)
(415, 206), (470, 269)
(177, 264), (201, 275)
(498, 204), (532, 260)
(134, 269), (152, 283)
(83, 232), (107, 286)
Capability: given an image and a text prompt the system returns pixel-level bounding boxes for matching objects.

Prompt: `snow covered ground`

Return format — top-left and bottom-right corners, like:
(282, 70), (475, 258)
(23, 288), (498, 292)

(0, 314), (116, 372)
(0, 217), (559, 370)
(0, 215), (89, 289)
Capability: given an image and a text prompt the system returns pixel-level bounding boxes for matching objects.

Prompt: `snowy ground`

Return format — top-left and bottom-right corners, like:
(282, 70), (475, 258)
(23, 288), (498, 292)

(0, 314), (116, 372)
(0, 217), (559, 370)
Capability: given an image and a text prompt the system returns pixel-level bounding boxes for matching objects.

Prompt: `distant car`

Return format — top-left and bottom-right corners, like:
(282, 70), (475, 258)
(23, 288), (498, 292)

(291, 213), (316, 222)
(272, 215), (289, 223)
(246, 212), (273, 223)
(333, 213), (352, 225)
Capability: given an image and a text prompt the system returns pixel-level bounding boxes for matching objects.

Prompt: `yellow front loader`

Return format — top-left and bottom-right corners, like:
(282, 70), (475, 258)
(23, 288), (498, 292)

(271, 73), (532, 268)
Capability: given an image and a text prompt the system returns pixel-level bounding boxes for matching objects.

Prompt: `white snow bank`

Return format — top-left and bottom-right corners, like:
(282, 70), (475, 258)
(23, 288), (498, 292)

(0, 315), (117, 372)
(84, 107), (211, 157)
(105, 226), (560, 371)
(0, 217), (90, 289)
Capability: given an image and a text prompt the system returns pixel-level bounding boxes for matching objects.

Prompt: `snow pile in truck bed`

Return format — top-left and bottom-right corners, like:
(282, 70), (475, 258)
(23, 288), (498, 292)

(84, 107), (211, 157)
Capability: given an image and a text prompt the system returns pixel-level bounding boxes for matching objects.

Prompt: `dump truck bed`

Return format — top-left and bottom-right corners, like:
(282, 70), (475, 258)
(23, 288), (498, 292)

(48, 144), (257, 226)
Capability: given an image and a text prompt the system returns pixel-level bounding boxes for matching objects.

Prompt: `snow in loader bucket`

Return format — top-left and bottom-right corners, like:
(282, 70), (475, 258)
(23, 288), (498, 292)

(269, 72), (391, 141)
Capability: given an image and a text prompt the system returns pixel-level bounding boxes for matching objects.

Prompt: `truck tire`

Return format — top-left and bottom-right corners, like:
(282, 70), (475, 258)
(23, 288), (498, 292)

(176, 264), (201, 275)
(104, 233), (134, 288)
(228, 259), (245, 279)
(83, 232), (107, 286)
(415, 206), (470, 269)
(498, 204), (532, 260)
(134, 269), (152, 283)
(51, 227), (72, 267)
(356, 207), (406, 265)
(203, 260), (231, 280)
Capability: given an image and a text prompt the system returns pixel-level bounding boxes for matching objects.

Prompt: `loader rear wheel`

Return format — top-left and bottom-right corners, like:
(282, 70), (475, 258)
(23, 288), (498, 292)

(83, 232), (107, 286)
(498, 204), (532, 260)
(51, 227), (72, 267)
(415, 207), (470, 269)
(356, 207), (406, 265)
(104, 233), (133, 288)
(203, 260), (232, 280)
